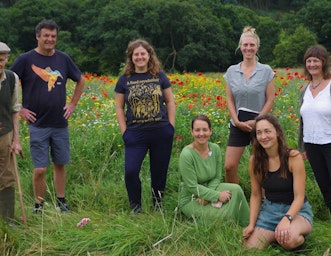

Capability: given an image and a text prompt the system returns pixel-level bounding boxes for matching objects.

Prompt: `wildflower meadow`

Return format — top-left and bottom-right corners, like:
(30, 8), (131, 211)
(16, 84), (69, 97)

(1, 69), (331, 256)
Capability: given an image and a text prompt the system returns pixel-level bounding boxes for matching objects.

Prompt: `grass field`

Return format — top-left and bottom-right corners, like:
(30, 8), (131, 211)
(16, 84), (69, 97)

(1, 68), (331, 255)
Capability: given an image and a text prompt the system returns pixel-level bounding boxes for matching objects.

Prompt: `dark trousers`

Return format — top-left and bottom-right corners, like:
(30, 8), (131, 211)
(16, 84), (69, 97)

(123, 123), (174, 208)
(305, 143), (331, 212)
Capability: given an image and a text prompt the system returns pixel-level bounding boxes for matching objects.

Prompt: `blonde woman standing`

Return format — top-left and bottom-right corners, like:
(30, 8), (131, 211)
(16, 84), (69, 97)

(223, 26), (275, 184)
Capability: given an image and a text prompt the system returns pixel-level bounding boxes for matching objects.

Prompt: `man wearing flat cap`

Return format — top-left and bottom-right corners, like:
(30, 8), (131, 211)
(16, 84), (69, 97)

(0, 42), (22, 223)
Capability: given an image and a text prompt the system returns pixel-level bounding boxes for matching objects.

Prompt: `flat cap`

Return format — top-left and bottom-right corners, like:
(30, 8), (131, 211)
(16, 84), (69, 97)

(0, 42), (11, 53)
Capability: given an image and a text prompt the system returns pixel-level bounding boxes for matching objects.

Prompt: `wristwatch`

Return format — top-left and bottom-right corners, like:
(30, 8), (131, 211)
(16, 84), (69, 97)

(284, 214), (293, 223)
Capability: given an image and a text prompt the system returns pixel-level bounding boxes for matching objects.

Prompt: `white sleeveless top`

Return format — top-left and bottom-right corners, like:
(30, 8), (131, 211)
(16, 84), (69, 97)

(300, 82), (331, 144)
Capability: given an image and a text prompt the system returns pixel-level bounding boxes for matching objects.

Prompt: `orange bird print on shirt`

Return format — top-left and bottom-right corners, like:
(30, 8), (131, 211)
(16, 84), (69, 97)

(31, 64), (63, 91)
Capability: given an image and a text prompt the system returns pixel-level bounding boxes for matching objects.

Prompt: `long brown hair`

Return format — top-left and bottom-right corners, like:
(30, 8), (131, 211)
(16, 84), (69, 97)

(123, 39), (161, 77)
(251, 114), (291, 181)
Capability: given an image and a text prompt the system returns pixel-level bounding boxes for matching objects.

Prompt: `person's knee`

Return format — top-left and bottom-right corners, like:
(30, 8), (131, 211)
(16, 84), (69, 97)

(224, 156), (240, 171)
(125, 168), (140, 181)
(280, 235), (305, 250)
(228, 183), (242, 190)
(34, 168), (46, 177)
(244, 236), (268, 249)
(53, 163), (66, 171)
(224, 163), (236, 173)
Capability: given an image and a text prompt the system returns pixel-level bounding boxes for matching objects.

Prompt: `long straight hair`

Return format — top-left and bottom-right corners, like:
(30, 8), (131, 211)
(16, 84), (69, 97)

(251, 114), (290, 181)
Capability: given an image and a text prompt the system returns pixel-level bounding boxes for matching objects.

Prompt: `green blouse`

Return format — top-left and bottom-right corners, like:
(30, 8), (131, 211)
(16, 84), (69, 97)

(178, 142), (223, 207)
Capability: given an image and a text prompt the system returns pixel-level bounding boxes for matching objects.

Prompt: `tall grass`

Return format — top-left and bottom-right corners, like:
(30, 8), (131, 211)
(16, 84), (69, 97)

(1, 69), (330, 255)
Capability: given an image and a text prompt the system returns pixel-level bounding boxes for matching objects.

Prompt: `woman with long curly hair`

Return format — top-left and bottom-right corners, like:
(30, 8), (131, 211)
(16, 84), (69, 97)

(115, 39), (175, 214)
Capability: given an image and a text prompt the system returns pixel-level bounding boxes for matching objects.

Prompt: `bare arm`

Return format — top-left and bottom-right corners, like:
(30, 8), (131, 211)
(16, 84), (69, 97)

(277, 151), (306, 229)
(243, 156), (262, 237)
(245, 78), (275, 129)
(163, 87), (176, 127)
(259, 79), (275, 116)
(115, 93), (127, 134)
(11, 74), (22, 154)
(16, 77), (36, 123)
(226, 82), (251, 132)
(274, 150), (307, 245)
(11, 112), (22, 154)
(226, 83), (239, 124)
(63, 75), (85, 119)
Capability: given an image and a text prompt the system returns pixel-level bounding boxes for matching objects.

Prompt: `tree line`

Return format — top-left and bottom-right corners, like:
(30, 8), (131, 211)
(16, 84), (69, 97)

(0, 0), (330, 75)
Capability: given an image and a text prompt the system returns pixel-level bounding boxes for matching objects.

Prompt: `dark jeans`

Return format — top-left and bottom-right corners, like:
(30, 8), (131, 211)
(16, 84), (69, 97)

(305, 143), (331, 212)
(123, 123), (174, 208)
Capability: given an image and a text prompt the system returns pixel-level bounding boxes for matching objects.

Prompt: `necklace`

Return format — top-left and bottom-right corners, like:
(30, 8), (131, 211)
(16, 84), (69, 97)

(311, 80), (323, 89)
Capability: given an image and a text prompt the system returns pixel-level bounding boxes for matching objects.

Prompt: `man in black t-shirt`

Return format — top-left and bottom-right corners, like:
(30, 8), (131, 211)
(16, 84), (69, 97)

(11, 19), (84, 213)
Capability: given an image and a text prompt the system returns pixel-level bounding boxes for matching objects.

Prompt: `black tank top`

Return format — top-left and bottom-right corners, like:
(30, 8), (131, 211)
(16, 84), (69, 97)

(262, 168), (294, 205)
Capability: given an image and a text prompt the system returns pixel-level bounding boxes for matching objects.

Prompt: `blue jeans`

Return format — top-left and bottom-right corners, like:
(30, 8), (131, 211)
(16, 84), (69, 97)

(122, 123), (174, 208)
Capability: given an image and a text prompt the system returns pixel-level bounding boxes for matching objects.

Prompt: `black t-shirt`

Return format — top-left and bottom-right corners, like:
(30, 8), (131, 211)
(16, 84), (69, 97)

(11, 50), (82, 128)
(114, 71), (171, 130)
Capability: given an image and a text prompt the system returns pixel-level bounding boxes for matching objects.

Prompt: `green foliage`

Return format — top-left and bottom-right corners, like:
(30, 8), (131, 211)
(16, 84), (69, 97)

(236, 0), (306, 10)
(297, 0), (331, 51)
(278, 0), (331, 53)
(273, 26), (317, 68)
(0, 0), (282, 74)
(88, 0), (238, 74)
(2, 0), (331, 74)
(256, 16), (281, 64)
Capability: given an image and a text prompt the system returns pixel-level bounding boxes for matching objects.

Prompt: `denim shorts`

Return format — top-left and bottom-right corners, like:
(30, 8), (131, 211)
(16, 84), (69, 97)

(29, 125), (70, 168)
(255, 198), (313, 231)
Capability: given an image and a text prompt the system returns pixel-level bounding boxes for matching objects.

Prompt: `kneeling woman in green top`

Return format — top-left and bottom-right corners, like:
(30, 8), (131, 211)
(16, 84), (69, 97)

(178, 114), (249, 226)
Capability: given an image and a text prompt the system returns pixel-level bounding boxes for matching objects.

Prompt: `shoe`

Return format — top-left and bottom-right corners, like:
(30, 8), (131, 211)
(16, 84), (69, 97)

(153, 203), (163, 212)
(58, 202), (70, 213)
(130, 204), (142, 215)
(133, 206), (142, 214)
(32, 203), (43, 214)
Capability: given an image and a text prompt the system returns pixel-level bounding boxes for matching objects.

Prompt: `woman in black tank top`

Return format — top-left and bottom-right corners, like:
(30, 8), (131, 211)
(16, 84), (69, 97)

(242, 114), (313, 250)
